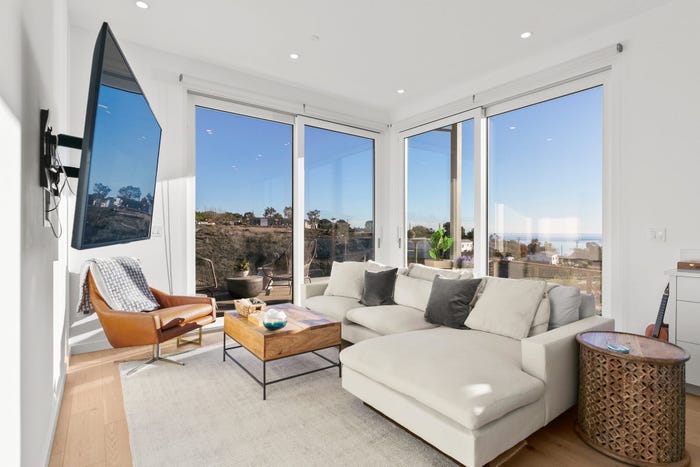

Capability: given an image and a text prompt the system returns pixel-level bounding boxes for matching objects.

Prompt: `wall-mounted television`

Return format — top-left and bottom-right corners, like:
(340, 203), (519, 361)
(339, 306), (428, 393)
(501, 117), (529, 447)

(71, 22), (161, 250)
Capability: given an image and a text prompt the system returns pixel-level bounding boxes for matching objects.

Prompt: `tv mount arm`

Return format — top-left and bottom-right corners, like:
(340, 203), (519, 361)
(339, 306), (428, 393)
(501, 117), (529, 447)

(40, 108), (81, 195)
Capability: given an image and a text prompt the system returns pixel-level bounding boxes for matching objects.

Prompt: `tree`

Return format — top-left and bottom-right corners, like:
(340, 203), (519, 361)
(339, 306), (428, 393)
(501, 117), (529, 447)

(306, 209), (320, 227)
(93, 182), (111, 199)
(283, 206), (293, 220)
(118, 185), (141, 201)
(272, 213), (284, 225)
(263, 206), (277, 219)
(243, 211), (256, 225)
(465, 228), (474, 241)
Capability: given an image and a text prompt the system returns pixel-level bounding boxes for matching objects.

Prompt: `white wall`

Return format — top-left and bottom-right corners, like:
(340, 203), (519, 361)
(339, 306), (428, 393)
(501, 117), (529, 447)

(67, 25), (390, 353)
(0, 0), (70, 465)
(389, 0), (700, 335)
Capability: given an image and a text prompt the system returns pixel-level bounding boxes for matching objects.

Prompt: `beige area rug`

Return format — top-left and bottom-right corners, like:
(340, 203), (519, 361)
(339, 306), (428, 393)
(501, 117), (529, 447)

(120, 343), (457, 467)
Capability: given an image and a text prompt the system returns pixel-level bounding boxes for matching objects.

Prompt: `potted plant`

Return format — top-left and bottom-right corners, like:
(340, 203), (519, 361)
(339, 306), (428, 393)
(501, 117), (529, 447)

(424, 226), (454, 269)
(233, 258), (250, 277)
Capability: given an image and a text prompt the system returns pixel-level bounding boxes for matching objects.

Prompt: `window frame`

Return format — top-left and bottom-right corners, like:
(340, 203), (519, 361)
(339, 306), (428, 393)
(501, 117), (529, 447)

(400, 70), (614, 314)
(400, 109), (481, 269)
(294, 116), (379, 302)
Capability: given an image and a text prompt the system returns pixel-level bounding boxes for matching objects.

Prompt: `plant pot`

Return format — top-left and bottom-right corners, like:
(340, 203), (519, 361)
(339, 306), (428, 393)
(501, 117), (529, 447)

(232, 270), (249, 278)
(424, 259), (453, 269)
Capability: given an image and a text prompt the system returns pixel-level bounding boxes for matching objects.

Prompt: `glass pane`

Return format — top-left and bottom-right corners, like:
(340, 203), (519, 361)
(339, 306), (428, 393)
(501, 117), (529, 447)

(406, 120), (473, 269)
(195, 106), (293, 304)
(406, 127), (450, 265)
(487, 86), (603, 310)
(304, 126), (374, 277)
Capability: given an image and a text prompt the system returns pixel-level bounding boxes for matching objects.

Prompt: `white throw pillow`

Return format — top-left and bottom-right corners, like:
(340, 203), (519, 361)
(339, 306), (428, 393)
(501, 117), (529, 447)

(465, 277), (546, 340)
(528, 293), (551, 336)
(366, 259), (395, 272)
(323, 261), (367, 299)
(393, 274), (433, 312)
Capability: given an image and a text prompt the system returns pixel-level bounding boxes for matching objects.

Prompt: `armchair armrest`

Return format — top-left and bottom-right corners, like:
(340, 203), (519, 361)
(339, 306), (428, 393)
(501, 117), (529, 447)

(96, 308), (160, 347)
(303, 277), (330, 300)
(151, 288), (216, 310)
(521, 315), (614, 424)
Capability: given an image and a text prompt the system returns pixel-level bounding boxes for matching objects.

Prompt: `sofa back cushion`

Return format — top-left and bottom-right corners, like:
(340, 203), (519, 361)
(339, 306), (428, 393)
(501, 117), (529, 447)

(393, 274), (433, 312)
(465, 277), (546, 339)
(424, 277), (483, 329)
(528, 293), (551, 336)
(323, 261), (367, 299)
(547, 285), (582, 329)
(359, 268), (398, 306)
(579, 293), (596, 319)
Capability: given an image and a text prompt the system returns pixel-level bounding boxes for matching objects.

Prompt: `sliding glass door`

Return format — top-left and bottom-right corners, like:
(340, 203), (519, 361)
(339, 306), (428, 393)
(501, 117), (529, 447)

(405, 115), (475, 270)
(302, 121), (376, 280)
(194, 102), (294, 303)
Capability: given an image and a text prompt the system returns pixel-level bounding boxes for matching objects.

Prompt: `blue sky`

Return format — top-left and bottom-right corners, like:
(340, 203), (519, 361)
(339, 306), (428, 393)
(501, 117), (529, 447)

(407, 86), (602, 236)
(196, 108), (374, 227)
(88, 84), (161, 199)
(197, 86), (601, 234)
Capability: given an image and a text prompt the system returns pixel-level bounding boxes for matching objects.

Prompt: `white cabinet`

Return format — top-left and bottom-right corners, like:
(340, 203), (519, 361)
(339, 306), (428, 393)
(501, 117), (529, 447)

(667, 269), (700, 386)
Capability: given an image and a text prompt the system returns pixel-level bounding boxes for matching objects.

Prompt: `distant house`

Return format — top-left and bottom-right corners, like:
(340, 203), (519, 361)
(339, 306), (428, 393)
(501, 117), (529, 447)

(461, 240), (473, 253)
(527, 251), (559, 265)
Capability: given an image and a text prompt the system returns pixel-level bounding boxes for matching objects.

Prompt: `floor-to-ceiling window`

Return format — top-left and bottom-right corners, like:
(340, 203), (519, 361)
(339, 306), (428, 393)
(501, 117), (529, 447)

(402, 79), (604, 309)
(405, 117), (474, 268)
(304, 124), (375, 278)
(195, 103), (294, 302)
(487, 86), (603, 308)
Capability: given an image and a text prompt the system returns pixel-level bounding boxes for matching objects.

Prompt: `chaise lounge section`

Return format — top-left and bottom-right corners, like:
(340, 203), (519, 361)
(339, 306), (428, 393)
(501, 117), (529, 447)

(303, 261), (614, 466)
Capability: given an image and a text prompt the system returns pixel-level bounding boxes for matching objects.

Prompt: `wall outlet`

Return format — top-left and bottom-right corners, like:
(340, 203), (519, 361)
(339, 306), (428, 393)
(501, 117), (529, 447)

(648, 227), (666, 241)
(152, 224), (163, 237)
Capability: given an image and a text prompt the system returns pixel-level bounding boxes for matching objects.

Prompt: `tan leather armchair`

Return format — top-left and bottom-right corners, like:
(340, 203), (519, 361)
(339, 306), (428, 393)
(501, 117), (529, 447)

(87, 271), (216, 374)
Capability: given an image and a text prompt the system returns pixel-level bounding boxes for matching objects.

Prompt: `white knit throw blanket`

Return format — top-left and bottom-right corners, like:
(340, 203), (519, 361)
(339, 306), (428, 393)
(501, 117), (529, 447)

(77, 257), (160, 314)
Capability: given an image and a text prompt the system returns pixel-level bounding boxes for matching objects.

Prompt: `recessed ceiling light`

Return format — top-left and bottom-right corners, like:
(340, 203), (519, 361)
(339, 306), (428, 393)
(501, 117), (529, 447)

(520, 31), (532, 39)
(289, 53), (300, 60)
(135, 1), (149, 8)
(396, 89), (405, 94)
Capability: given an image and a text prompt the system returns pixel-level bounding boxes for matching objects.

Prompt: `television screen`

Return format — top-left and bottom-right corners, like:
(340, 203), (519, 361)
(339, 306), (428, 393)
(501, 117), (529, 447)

(71, 22), (161, 250)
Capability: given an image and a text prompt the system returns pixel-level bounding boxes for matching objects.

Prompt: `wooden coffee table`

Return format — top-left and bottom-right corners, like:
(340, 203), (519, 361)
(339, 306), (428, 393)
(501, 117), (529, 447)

(223, 303), (341, 399)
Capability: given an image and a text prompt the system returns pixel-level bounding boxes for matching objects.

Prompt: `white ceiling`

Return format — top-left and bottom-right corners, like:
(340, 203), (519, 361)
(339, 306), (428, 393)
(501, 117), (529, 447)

(68, 0), (668, 114)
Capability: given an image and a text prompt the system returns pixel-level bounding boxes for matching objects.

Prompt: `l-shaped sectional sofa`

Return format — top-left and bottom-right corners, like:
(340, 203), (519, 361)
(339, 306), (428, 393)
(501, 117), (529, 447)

(302, 262), (614, 466)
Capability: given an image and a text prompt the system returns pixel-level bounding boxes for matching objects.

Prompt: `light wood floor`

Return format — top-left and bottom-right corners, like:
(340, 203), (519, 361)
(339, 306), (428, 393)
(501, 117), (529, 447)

(50, 331), (700, 467)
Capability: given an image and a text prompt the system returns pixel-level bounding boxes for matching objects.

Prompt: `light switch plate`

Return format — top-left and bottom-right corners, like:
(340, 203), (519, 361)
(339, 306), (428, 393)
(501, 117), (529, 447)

(648, 227), (666, 241)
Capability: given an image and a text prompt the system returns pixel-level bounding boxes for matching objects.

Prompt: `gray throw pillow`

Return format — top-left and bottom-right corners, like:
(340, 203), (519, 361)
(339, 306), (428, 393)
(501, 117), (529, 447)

(424, 276), (483, 329)
(548, 285), (582, 329)
(359, 268), (398, 306)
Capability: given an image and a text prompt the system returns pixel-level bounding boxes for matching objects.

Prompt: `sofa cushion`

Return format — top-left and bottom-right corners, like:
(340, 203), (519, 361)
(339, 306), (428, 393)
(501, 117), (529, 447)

(340, 327), (545, 430)
(466, 277), (545, 339)
(579, 293), (596, 319)
(324, 261), (366, 299)
(359, 268), (398, 306)
(304, 295), (365, 323)
(424, 276), (482, 329)
(346, 305), (438, 335)
(393, 274), (433, 312)
(548, 285), (582, 329)
(407, 263), (462, 281)
(528, 294), (551, 336)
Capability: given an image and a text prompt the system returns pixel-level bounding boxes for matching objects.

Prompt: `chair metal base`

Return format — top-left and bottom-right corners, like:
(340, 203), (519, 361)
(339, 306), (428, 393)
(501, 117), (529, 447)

(124, 343), (186, 376)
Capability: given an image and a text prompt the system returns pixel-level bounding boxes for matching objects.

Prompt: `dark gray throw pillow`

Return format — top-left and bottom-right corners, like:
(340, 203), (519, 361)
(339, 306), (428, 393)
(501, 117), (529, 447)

(425, 276), (483, 328)
(359, 268), (398, 306)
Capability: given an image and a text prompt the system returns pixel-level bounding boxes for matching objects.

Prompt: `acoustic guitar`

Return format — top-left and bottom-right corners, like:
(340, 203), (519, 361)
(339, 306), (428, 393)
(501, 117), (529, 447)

(645, 283), (670, 342)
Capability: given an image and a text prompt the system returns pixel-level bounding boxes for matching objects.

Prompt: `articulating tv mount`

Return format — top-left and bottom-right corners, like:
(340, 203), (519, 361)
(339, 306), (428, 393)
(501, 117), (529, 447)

(40, 108), (81, 196)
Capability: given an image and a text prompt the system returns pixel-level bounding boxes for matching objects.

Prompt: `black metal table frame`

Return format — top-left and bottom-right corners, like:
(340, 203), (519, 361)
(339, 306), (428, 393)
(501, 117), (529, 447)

(223, 331), (341, 400)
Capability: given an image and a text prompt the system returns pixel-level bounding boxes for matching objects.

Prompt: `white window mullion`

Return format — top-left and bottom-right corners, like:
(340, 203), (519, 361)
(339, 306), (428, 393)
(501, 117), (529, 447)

(473, 109), (488, 277)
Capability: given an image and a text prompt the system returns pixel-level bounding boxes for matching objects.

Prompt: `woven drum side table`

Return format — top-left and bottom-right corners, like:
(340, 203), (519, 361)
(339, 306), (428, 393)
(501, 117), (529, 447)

(576, 331), (690, 466)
